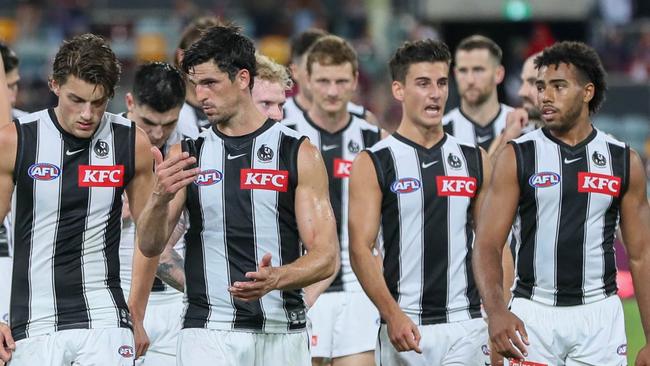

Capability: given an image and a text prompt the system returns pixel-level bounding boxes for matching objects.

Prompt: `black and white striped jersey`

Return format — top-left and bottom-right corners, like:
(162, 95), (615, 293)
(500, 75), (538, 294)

(442, 104), (513, 150)
(176, 102), (209, 139)
(182, 119), (307, 333)
(367, 133), (483, 325)
(0, 219), (9, 257)
(510, 127), (628, 306)
(119, 124), (186, 303)
(11, 109), (135, 341)
(283, 112), (380, 293)
(283, 96), (370, 123)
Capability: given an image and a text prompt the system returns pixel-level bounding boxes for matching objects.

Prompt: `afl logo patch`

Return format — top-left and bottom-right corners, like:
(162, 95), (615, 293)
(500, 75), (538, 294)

(390, 178), (421, 194)
(195, 169), (223, 186)
(529, 172), (560, 188)
(28, 163), (61, 181)
(118, 345), (134, 358)
(617, 344), (627, 355)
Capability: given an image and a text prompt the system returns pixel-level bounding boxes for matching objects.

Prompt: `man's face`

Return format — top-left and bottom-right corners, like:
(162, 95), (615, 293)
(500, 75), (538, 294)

(51, 75), (109, 138)
(536, 63), (591, 132)
(6, 68), (19, 107)
(188, 60), (245, 126)
(252, 78), (286, 121)
(518, 56), (541, 119)
(307, 61), (357, 116)
(126, 94), (181, 148)
(454, 49), (502, 107)
(393, 61), (449, 129)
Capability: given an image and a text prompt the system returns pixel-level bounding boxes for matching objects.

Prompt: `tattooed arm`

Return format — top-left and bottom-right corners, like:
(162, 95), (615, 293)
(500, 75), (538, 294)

(156, 215), (186, 292)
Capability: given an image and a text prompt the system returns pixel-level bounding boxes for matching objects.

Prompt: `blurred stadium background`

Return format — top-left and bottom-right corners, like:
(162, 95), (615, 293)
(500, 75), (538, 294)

(0, 0), (647, 362)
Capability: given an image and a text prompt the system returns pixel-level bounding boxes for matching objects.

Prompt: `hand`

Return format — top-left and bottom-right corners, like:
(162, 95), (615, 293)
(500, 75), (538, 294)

(228, 253), (279, 302)
(636, 343), (650, 365)
(489, 340), (505, 366)
(487, 309), (529, 360)
(151, 148), (198, 202)
(132, 318), (149, 360)
(385, 309), (422, 354)
(0, 323), (15, 362)
(503, 108), (528, 141)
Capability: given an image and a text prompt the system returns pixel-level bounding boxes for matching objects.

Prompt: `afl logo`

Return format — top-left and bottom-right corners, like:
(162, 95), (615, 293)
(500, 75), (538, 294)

(28, 163), (61, 181)
(118, 345), (134, 358)
(195, 169), (223, 186)
(529, 172), (560, 188)
(617, 344), (627, 355)
(390, 178), (421, 194)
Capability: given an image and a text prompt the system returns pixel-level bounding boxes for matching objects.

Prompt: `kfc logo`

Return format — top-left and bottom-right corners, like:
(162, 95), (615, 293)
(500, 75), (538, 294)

(578, 172), (621, 197)
(508, 360), (547, 366)
(333, 158), (353, 178)
(78, 165), (124, 187)
(240, 169), (289, 192)
(436, 176), (477, 197)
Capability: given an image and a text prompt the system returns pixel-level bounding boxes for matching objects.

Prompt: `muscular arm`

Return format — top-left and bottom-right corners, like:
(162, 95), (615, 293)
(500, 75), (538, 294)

(619, 150), (650, 348)
(0, 123), (16, 362)
(156, 215), (187, 292)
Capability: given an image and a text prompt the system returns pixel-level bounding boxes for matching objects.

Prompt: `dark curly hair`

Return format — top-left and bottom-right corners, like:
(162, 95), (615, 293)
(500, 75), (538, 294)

(389, 39), (451, 83)
(534, 41), (607, 115)
(181, 25), (257, 91)
(52, 33), (121, 99)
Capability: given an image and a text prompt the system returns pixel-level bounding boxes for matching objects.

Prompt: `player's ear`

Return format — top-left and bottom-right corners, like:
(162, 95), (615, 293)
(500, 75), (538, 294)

(392, 81), (405, 102)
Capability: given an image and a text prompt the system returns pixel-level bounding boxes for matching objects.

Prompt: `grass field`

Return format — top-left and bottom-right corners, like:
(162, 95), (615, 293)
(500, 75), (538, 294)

(625, 298), (645, 364)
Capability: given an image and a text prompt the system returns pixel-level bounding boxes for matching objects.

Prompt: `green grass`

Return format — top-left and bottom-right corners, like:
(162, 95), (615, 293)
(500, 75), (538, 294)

(624, 298), (645, 364)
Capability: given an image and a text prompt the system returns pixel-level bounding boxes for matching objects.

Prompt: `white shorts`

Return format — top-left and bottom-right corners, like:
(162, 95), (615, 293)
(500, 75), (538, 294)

(8, 328), (134, 366)
(308, 291), (379, 358)
(177, 328), (310, 366)
(0, 257), (11, 324)
(505, 296), (627, 366)
(135, 300), (183, 366)
(377, 318), (489, 366)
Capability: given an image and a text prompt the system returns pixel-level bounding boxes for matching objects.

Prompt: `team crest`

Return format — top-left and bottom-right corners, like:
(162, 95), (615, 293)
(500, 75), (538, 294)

(94, 140), (109, 158)
(592, 151), (606, 167)
(257, 144), (274, 162)
(447, 153), (462, 169)
(348, 140), (360, 153)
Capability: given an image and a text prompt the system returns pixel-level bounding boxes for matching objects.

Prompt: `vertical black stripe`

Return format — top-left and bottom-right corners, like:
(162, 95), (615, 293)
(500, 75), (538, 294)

(361, 128), (381, 150)
(321, 133), (344, 292)
(555, 148), (588, 306)
(224, 145), (263, 331)
(603, 143), (627, 295)
(460, 145), (482, 313)
(443, 120), (454, 136)
(278, 133), (305, 330)
(420, 148), (448, 324)
(11, 121), (37, 340)
(104, 123), (131, 326)
(513, 141), (537, 300)
(54, 138), (91, 330)
(376, 149), (400, 310)
(182, 138), (211, 329)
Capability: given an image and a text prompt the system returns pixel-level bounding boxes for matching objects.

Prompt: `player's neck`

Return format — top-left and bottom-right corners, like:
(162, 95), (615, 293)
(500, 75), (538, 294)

(294, 92), (312, 112)
(396, 119), (445, 149)
(215, 98), (267, 137)
(547, 115), (594, 147)
(460, 93), (500, 127)
(308, 106), (349, 133)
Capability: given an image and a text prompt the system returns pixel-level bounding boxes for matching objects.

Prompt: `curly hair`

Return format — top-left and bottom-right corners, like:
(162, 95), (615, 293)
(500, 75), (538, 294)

(534, 41), (607, 115)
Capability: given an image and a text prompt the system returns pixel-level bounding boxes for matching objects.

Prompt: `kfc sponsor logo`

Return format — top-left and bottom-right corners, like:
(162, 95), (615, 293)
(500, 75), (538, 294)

(78, 165), (124, 187)
(118, 345), (134, 358)
(390, 177), (421, 194)
(508, 360), (547, 366)
(240, 169), (289, 192)
(28, 163), (61, 181)
(333, 158), (353, 178)
(578, 172), (621, 197)
(195, 169), (223, 186)
(436, 176), (477, 197)
(529, 172), (560, 188)
(311, 335), (318, 346)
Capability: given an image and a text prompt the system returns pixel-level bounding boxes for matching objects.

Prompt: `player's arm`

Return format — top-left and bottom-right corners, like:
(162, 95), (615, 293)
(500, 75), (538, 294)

(618, 149), (650, 364)
(228, 140), (339, 301)
(0, 57), (10, 125)
(473, 144), (528, 360)
(487, 108), (527, 161)
(156, 215), (187, 292)
(0, 122), (17, 362)
(349, 151), (421, 354)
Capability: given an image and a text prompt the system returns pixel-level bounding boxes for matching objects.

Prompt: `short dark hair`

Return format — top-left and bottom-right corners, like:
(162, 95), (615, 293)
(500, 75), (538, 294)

(290, 28), (328, 63)
(0, 42), (19, 73)
(52, 34), (121, 99)
(456, 35), (502, 64)
(175, 17), (227, 68)
(132, 62), (186, 113)
(534, 41), (607, 115)
(306, 35), (358, 75)
(181, 25), (257, 91)
(389, 39), (451, 82)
